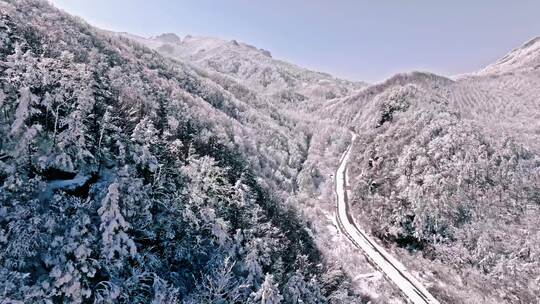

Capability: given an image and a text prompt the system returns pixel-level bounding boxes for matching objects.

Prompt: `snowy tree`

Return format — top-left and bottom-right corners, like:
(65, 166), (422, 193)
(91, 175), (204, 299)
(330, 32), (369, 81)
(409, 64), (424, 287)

(56, 72), (96, 167)
(252, 274), (283, 304)
(283, 273), (325, 304)
(186, 257), (243, 304)
(41, 204), (99, 303)
(150, 275), (180, 304)
(244, 245), (263, 287)
(98, 182), (137, 264)
(182, 155), (240, 246)
(131, 116), (159, 173)
(10, 87), (31, 135)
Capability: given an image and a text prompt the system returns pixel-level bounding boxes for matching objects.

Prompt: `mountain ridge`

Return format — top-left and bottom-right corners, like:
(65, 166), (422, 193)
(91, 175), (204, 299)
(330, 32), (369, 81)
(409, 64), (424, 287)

(478, 36), (540, 75)
(113, 31), (367, 105)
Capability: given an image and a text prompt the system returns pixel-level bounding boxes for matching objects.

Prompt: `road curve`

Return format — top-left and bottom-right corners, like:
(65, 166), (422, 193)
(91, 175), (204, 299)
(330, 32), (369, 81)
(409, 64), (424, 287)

(335, 133), (439, 304)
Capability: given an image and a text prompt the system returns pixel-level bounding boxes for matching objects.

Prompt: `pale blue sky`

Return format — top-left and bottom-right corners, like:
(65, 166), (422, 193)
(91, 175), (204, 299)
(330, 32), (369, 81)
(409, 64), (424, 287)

(50, 0), (540, 82)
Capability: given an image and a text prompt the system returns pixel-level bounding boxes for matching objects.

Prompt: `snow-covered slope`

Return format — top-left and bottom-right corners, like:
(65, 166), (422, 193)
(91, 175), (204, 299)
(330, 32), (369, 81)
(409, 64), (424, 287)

(115, 32), (366, 104)
(319, 71), (454, 129)
(449, 37), (540, 153)
(478, 37), (540, 75)
(449, 71), (540, 153)
(0, 1), (366, 303)
(321, 37), (540, 303)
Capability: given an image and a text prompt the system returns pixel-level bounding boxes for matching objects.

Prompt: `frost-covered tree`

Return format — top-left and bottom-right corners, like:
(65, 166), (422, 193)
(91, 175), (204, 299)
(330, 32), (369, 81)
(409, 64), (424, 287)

(56, 72), (96, 167)
(98, 182), (137, 264)
(182, 154), (239, 246)
(185, 257), (243, 304)
(283, 272), (325, 304)
(252, 274), (283, 304)
(131, 116), (159, 173)
(10, 86), (31, 135)
(244, 244), (263, 287)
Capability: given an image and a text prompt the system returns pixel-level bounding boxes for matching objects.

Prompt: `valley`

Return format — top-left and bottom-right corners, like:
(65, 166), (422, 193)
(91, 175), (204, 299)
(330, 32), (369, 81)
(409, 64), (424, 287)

(0, 1), (538, 303)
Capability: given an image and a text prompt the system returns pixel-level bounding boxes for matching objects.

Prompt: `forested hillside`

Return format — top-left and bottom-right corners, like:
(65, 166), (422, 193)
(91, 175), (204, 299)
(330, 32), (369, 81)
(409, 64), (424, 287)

(115, 32), (366, 110)
(326, 55), (540, 302)
(0, 0), (362, 302)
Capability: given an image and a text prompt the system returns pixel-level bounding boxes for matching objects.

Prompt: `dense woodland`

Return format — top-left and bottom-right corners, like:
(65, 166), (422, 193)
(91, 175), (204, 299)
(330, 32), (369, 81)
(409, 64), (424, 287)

(345, 77), (540, 302)
(0, 1), (360, 303)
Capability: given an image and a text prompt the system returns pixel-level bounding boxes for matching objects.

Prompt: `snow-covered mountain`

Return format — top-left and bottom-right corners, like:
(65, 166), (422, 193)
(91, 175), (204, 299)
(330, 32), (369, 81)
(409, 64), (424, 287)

(478, 36), (540, 75)
(450, 37), (540, 154)
(116, 32), (366, 104)
(317, 36), (540, 303)
(0, 1), (363, 303)
(111, 29), (540, 303)
(323, 36), (540, 153)
(1, 0), (539, 303)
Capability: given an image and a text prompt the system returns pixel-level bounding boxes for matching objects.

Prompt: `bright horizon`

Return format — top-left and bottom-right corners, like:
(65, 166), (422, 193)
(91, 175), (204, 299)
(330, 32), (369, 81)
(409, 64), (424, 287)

(50, 0), (540, 83)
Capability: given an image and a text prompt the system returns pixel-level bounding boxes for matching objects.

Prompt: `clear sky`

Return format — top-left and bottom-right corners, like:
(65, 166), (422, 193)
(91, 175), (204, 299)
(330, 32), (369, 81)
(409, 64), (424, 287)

(50, 0), (540, 83)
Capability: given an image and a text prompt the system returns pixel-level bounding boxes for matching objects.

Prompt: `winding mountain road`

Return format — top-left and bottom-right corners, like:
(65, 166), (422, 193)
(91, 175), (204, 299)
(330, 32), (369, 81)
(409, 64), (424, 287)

(335, 133), (439, 304)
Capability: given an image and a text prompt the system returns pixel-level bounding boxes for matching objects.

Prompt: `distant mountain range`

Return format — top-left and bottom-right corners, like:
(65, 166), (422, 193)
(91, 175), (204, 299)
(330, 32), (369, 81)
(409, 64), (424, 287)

(115, 31), (366, 105)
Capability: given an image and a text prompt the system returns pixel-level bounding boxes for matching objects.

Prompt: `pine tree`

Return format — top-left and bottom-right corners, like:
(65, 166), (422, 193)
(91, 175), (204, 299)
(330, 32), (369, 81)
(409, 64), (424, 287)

(98, 182), (137, 264)
(252, 274), (283, 304)
(244, 245), (263, 287)
(283, 272), (325, 304)
(56, 70), (96, 167)
(131, 116), (159, 173)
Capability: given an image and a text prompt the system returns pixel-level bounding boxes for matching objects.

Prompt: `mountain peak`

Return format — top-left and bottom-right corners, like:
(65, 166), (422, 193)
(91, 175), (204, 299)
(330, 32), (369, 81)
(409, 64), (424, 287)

(154, 32), (182, 44)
